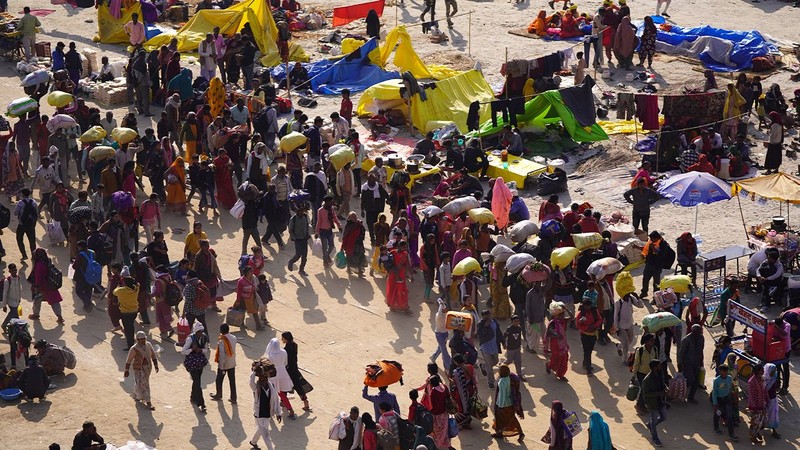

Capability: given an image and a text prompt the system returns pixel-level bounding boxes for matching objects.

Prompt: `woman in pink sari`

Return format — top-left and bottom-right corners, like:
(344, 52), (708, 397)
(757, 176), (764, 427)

(386, 240), (412, 313)
(213, 148), (237, 209)
(545, 302), (570, 381)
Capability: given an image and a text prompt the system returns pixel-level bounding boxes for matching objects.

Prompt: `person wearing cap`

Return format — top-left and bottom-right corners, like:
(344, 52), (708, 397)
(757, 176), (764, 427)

(623, 177), (660, 234)
(124, 331), (159, 410)
(678, 323), (705, 402)
(476, 309), (502, 388)
(182, 320), (210, 412)
(640, 230), (671, 298)
(114, 276), (141, 351)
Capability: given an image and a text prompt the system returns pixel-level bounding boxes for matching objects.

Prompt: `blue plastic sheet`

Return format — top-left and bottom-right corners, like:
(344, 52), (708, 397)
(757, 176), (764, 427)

(270, 39), (400, 95)
(638, 20), (778, 72)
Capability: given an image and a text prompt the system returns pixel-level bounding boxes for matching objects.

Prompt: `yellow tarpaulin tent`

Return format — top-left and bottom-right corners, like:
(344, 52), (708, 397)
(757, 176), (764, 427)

(731, 172), (800, 203)
(356, 70), (494, 133)
(374, 26), (461, 80)
(142, 0), (306, 67)
(94, 3), (143, 45)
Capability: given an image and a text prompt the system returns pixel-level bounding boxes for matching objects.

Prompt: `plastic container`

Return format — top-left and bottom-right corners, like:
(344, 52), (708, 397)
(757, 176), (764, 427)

(445, 311), (474, 331)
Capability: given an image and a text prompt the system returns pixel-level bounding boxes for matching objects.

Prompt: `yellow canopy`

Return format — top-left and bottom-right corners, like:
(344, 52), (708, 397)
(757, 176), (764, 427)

(95, 3), (143, 45)
(142, 0), (307, 67)
(374, 26), (461, 80)
(731, 172), (800, 204)
(356, 70), (494, 133)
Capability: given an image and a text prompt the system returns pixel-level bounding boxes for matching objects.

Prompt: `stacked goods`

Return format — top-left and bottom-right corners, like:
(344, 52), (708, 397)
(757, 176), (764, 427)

(617, 237), (646, 265)
(82, 77), (128, 105)
(81, 49), (99, 74)
(252, 357), (277, 378)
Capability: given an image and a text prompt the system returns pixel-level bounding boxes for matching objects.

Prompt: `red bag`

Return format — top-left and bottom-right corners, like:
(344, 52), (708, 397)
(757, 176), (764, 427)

(194, 283), (212, 310)
(275, 96), (293, 114)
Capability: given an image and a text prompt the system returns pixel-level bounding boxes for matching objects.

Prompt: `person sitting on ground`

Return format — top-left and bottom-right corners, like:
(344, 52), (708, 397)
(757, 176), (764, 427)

(450, 168), (484, 197)
(679, 144), (700, 172)
(464, 138), (489, 178)
(72, 421), (105, 450)
(288, 62), (309, 90)
(33, 340), (68, 376)
(440, 139), (464, 173)
(631, 161), (656, 187)
(413, 131), (440, 164)
(687, 154), (716, 175)
(503, 126), (524, 156)
(368, 109), (390, 138)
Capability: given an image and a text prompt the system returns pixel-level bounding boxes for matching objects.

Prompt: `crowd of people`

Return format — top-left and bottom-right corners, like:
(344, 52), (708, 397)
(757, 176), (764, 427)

(0, 2), (796, 450)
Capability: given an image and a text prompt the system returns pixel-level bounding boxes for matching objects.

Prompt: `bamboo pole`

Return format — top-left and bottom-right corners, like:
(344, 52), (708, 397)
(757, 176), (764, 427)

(736, 191), (749, 241)
(468, 11), (472, 56)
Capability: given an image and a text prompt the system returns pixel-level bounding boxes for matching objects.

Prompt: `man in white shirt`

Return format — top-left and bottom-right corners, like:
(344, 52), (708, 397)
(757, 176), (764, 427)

(367, 157), (388, 190)
(211, 323), (238, 403)
(198, 33), (217, 81)
(30, 156), (60, 215)
(101, 111), (117, 138)
(1, 263), (22, 329)
(330, 112), (350, 143)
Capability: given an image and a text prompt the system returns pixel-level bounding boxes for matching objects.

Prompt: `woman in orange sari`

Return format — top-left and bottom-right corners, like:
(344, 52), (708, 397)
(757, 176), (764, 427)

(164, 156), (187, 214)
(386, 240), (412, 313)
(528, 11), (549, 36)
(213, 148), (237, 209)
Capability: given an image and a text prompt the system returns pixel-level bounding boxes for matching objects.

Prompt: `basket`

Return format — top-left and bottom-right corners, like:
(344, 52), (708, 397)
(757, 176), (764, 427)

(34, 42), (50, 58)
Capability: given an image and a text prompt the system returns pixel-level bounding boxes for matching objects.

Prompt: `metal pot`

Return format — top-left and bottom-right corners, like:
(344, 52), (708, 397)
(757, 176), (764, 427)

(388, 154), (403, 169)
(406, 162), (420, 174)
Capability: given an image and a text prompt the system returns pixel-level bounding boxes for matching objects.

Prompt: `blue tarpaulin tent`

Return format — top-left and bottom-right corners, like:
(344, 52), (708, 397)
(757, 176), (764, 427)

(638, 18), (778, 72)
(271, 38), (400, 94)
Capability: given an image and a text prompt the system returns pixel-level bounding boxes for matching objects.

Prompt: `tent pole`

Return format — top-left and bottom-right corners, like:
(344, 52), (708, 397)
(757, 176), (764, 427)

(286, 59), (292, 102)
(468, 11), (472, 56)
(395, 1), (398, 28)
(736, 192), (748, 241)
(505, 48), (509, 101)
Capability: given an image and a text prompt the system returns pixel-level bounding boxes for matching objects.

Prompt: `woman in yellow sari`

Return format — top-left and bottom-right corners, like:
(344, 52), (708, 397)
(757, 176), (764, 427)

(207, 77), (226, 119)
(164, 156), (187, 214)
(180, 112), (199, 161)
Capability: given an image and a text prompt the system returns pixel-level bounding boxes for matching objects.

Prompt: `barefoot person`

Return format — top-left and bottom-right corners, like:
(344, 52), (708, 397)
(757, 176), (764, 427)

(124, 331), (159, 410)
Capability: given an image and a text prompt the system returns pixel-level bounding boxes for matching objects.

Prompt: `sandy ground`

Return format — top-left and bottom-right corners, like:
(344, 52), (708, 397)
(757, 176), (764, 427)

(0, 1), (799, 449)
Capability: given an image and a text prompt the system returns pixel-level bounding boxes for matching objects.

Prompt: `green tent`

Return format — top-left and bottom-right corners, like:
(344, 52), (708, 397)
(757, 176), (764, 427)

(472, 90), (608, 142)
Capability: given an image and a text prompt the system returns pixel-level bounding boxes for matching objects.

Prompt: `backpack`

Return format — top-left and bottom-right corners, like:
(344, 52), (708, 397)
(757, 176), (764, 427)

(79, 251), (102, 285)
(164, 277), (183, 307)
(238, 255), (252, 276)
(278, 122), (290, 138)
(193, 282), (212, 310)
(47, 261), (63, 290)
(627, 346), (645, 372)
(10, 321), (32, 348)
(19, 198), (37, 227)
(252, 106), (273, 135)
(376, 427), (399, 450)
(660, 242), (676, 270)
(60, 345), (77, 370)
(397, 417), (417, 450)
(413, 403), (434, 435)
(87, 232), (113, 266)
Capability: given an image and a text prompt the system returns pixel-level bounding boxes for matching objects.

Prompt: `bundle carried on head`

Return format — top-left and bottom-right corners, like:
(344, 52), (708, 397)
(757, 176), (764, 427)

(252, 357), (277, 379)
(364, 360), (404, 387)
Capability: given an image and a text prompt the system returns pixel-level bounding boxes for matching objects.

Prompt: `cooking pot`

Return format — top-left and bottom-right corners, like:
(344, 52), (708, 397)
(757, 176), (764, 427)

(406, 161), (420, 174)
(388, 154), (403, 169)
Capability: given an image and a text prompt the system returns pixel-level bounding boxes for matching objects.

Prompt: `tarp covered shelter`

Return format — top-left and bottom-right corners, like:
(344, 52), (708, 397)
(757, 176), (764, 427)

(374, 26), (460, 80)
(356, 70), (495, 132)
(732, 172), (800, 204)
(95, 3), (143, 45)
(141, 0), (306, 67)
(653, 23), (778, 72)
(472, 90), (608, 142)
(271, 38), (400, 94)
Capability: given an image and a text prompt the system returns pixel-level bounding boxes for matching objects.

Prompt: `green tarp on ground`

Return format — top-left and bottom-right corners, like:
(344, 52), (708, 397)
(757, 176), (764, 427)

(472, 90), (608, 142)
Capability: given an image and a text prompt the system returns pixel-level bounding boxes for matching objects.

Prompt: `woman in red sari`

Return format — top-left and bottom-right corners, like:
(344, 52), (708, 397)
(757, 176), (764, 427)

(386, 240), (412, 313)
(213, 148), (237, 210)
(545, 302), (570, 381)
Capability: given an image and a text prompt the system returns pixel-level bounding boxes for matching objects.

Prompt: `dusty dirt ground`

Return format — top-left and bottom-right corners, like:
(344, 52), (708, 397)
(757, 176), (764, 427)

(0, 1), (799, 449)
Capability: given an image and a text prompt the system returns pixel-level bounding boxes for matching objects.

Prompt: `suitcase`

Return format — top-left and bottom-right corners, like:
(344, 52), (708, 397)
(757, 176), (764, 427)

(226, 308), (246, 327)
(445, 311), (474, 331)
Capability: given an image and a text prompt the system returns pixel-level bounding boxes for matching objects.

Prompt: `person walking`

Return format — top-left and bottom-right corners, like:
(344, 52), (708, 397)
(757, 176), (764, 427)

(114, 276), (140, 351)
(265, 337), (297, 419)
(315, 195), (341, 267)
(747, 364), (768, 444)
(28, 248), (64, 324)
(678, 323), (705, 402)
(211, 323), (238, 404)
(576, 299), (603, 376)
(182, 271), (209, 332)
(525, 281), (547, 353)
(1, 264), (22, 331)
(503, 315), (525, 378)
(249, 367), (282, 450)
(360, 173), (387, 245)
(362, 385), (400, 420)
(640, 231), (671, 299)
(491, 364), (525, 442)
(124, 331), (159, 410)
(182, 321), (210, 413)
(430, 299), (451, 370)
(477, 309), (502, 389)
(341, 211), (367, 277)
(642, 359), (667, 447)
(14, 189), (37, 260)
(240, 193), (262, 256)
(623, 178), (660, 233)
(613, 290), (644, 360)
(235, 266), (263, 331)
(632, 333), (659, 414)
(72, 241), (100, 312)
(282, 331), (312, 412)
(711, 364), (739, 441)
(287, 203), (311, 276)
(545, 302), (570, 381)
(18, 7), (41, 62)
